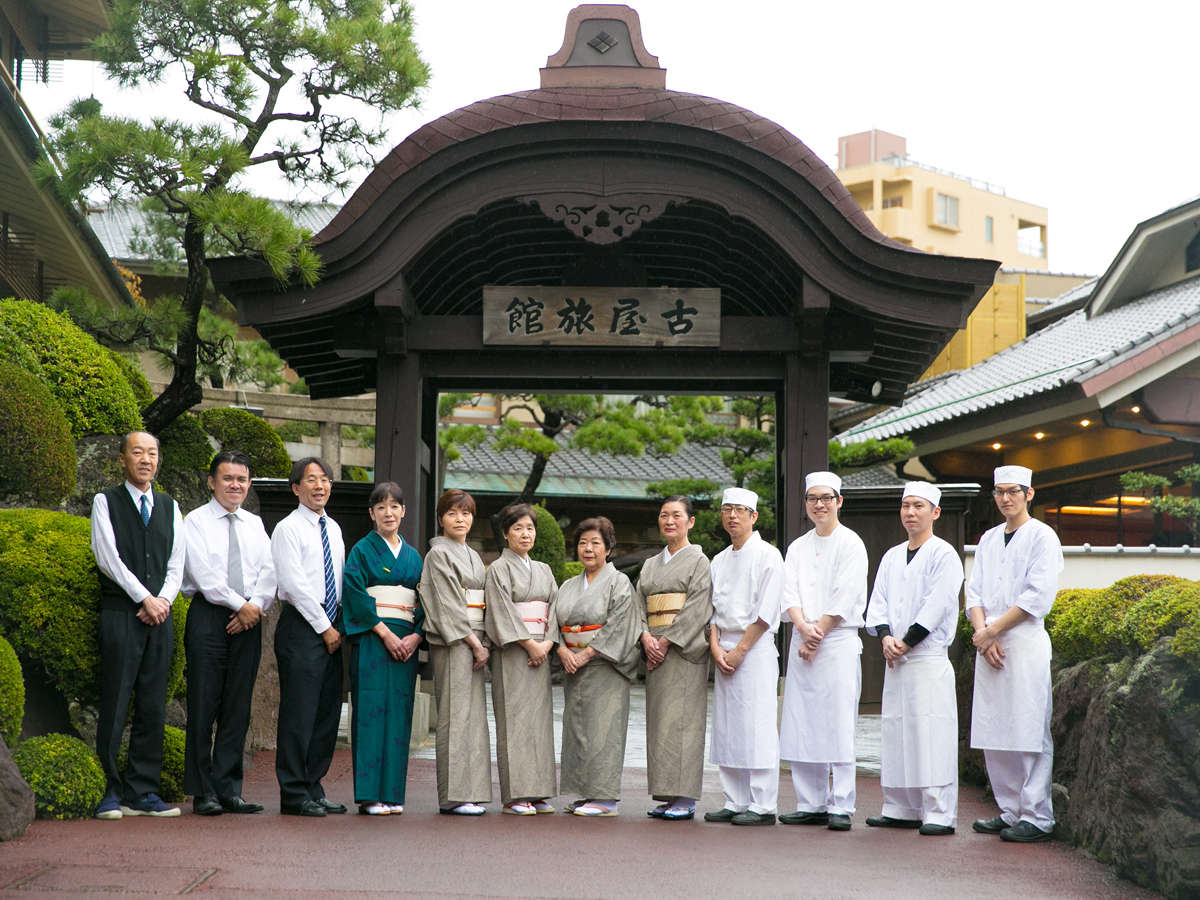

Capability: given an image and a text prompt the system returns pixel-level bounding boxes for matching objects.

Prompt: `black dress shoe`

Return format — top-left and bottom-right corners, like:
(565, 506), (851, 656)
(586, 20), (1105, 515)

(865, 815), (922, 829)
(1000, 821), (1053, 843)
(918, 823), (955, 836)
(220, 796), (264, 814)
(731, 811), (776, 826)
(281, 799), (327, 817)
(193, 795), (223, 816)
(972, 816), (1007, 834)
(703, 807), (738, 823)
(780, 810), (829, 826)
(315, 798), (347, 814)
(827, 813), (852, 831)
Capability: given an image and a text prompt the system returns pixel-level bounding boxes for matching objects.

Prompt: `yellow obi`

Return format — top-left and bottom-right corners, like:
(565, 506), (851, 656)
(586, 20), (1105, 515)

(367, 585), (417, 623)
(646, 592), (687, 629)
(465, 588), (486, 631)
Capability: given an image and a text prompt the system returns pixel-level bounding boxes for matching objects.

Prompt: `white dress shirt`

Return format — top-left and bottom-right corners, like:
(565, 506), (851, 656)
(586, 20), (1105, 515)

(90, 481), (186, 605)
(182, 497), (277, 612)
(271, 504), (344, 634)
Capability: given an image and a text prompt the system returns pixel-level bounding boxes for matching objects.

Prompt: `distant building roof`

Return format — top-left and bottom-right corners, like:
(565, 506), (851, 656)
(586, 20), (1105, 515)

(840, 272), (1200, 444)
(840, 464), (906, 487)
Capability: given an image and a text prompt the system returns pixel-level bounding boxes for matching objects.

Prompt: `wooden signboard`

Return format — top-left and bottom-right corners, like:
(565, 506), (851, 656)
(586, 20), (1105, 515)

(483, 286), (720, 347)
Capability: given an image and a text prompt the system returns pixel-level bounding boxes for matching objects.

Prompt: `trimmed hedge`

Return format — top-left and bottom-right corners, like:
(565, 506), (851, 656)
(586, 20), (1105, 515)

(106, 349), (153, 407)
(0, 321), (44, 376)
(198, 407), (290, 478)
(0, 509), (188, 706)
(0, 298), (141, 438)
(13, 733), (105, 819)
(1050, 575), (1190, 666)
(118, 724), (185, 802)
(156, 413), (213, 511)
(1119, 580), (1200, 667)
(529, 504), (567, 585)
(0, 634), (24, 747)
(0, 361), (77, 504)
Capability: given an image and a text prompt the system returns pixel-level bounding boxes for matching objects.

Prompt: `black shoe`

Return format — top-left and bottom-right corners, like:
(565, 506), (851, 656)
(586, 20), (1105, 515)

(192, 795), (223, 816)
(315, 798), (347, 814)
(918, 823), (955, 836)
(220, 796), (264, 814)
(972, 816), (1007, 835)
(779, 810), (829, 826)
(1000, 821), (1053, 843)
(731, 811), (776, 826)
(865, 815), (922, 829)
(703, 807), (738, 823)
(827, 813), (852, 831)
(281, 799), (326, 817)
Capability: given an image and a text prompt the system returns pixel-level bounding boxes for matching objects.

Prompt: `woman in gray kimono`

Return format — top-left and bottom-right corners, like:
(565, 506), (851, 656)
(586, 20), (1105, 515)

(418, 489), (491, 816)
(636, 495), (713, 820)
(484, 503), (558, 816)
(550, 516), (640, 817)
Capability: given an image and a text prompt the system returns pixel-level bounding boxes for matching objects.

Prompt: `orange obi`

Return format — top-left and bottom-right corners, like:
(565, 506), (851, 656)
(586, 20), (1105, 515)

(560, 622), (603, 648)
(512, 599), (549, 639)
(646, 592), (687, 629)
(367, 585), (417, 623)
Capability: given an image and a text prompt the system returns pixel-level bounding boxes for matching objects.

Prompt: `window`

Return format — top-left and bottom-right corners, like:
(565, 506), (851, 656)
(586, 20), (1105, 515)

(882, 196), (904, 209)
(934, 192), (959, 228)
(984, 215), (994, 243)
(1187, 231), (1200, 272)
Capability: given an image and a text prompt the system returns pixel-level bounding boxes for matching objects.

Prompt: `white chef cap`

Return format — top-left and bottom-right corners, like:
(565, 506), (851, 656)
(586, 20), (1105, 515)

(805, 471), (842, 494)
(902, 481), (941, 507)
(994, 465), (1033, 487)
(722, 487), (758, 510)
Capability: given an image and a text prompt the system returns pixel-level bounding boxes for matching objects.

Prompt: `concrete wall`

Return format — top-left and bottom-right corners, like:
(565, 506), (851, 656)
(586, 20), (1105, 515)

(965, 544), (1200, 589)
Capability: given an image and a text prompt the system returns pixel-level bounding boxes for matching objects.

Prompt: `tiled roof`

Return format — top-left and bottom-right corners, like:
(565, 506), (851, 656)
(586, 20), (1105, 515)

(87, 200), (339, 261)
(839, 274), (1200, 443)
(840, 464), (907, 487)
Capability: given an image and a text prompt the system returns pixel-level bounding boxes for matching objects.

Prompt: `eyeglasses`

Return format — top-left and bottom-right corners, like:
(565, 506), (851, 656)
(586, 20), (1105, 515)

(805, 494), (838, 506)
(720, 504), (753, 517)
(992, 487), (1026, 498)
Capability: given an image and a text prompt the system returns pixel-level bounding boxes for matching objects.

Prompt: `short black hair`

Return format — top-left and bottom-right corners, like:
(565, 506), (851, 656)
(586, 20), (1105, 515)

(289, 456), (332, 485)
(660, 495), (695, 517)
(499, 502), (535, 536)
(210, 449), (253, 478)
(573, 516), (616, 553)
(368, 481), (405, 507)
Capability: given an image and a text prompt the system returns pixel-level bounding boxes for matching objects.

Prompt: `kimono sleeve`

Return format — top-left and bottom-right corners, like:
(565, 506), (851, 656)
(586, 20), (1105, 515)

(485, 559), (530, 647)
(587, 573), (640, 677)
(661, 553), (713, 662)
(341, 542), (379, 637)
(419, 547), (472, 643)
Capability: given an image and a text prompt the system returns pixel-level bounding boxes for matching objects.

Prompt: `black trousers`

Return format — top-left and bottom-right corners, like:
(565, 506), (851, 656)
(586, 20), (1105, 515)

(96, 604), (174, 801)
(274, 603), (343, 807)
(183, 597), (263, 800)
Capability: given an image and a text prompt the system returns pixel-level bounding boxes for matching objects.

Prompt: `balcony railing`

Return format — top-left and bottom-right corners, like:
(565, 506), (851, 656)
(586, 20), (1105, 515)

(878, 154), (1007, 198)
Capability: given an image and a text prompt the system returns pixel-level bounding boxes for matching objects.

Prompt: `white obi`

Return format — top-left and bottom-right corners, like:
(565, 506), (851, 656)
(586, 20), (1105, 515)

(512, 599), (549, 639)
(464, 588), (486, 631)
(367, 585), (417, 623)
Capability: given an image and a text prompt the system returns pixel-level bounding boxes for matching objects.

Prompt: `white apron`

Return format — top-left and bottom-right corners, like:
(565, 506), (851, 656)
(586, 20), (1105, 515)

(880, 649), (957, 788)
(779, 628), (861, 763)
(711, 631), (779, 769)
(971, 621), (1052, 751)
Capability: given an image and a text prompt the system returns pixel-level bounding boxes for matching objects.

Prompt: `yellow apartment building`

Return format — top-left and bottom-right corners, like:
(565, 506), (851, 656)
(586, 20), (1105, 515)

(836, 130), (1086, 376)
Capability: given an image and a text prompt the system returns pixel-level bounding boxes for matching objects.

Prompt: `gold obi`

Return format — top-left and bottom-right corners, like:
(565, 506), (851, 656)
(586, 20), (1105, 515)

(646, 592), (687, 629)
(367, 585), (417, 623)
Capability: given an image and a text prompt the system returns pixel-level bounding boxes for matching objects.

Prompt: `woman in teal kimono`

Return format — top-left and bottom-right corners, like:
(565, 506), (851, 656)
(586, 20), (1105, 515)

(342, 481), (424, 815)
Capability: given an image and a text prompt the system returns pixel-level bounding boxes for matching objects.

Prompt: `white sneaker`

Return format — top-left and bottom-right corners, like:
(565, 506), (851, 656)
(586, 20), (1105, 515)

(360, 802), (390, 815)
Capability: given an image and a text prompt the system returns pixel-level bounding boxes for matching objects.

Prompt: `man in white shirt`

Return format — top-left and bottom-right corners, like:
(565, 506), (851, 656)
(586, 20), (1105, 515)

(182, 450), (276, 816)
(271, 457), (346, 817)
(703, 487), (784, 826)
(779, 471), (868, 831)
(966, 465), (1063, 844)
(865, 482), (963, 836)
(90, 431), (185, 819)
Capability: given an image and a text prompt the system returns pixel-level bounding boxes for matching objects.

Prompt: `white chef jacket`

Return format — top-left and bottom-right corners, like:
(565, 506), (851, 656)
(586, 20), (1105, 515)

(865, 535), (962, 653)
(182, 498), (277, 612)
(965, 518), (1063, 751)
(709, 531), (783, 634)
(782, 523), (867, 628)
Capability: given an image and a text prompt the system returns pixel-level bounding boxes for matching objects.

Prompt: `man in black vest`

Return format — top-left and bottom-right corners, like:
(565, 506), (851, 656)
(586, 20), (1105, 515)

(89, 430), (185, 819)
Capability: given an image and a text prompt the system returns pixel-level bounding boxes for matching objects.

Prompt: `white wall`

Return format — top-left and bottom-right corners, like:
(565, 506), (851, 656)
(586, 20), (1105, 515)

(964, 545), (1200, 590)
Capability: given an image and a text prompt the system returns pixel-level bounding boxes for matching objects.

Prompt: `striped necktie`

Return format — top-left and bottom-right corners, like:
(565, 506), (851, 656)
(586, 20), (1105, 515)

(319, 516), (338, 622)
(139, 494), (151, 527)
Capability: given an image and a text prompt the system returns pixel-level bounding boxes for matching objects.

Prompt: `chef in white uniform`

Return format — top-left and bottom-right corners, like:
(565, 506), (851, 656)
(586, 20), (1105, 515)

(966, 465), (1062, 843)
(865, 482), (963, 836)
(779, 471), (867, 831)
(703, 487), (784, 827)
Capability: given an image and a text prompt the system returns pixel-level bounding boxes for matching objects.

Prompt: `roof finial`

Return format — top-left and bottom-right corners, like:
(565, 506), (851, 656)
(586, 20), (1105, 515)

(541, 4), (665, 89)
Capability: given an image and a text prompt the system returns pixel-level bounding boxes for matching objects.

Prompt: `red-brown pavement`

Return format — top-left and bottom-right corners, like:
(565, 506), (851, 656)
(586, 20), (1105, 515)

(0, 751), (1150, 898)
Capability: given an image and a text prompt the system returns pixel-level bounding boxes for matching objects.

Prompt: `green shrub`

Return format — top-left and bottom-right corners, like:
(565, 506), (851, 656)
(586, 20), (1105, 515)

(106, 349), (153, 407)
(1049, 575), (1187, 665)
(529, 504), (567, 584)
(0, 635), (24, 747)
(0, 361), (77, 504)
(13, 733), (105, 819)
(156, 412), (213, 509)
(0, 321), (44, 376)
(343, 465), (371, 482)
(167, 595), (189, 702)
(561, 561), (584, 581)
(117, 725), (185, 802)
(274, 420), (319, 443)
(1119, 580), (1200, 667)
(198, 407), (290, 478)
(0, 298), (142, 437)
(0, 509), (188, 707)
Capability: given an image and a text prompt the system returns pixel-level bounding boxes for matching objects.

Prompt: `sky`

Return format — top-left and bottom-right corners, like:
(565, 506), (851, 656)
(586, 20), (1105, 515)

(20, 0), (1200, 276)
